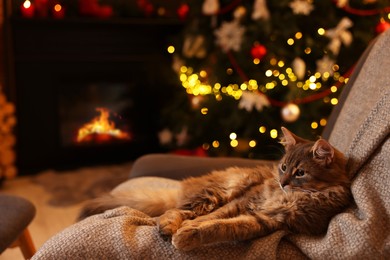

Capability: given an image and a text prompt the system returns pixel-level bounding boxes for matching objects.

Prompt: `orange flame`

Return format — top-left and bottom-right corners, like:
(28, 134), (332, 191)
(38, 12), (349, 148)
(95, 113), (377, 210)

(76, 108), (131, 143)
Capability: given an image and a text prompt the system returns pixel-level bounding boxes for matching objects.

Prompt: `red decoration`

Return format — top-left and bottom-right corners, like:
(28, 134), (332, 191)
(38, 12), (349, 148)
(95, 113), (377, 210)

(35, 0), (49, 18)
(171, 147), (208, 157)
(78, 0), (113, 19)
(52, 4), (65, 19)
(177, 3), (190, 20)
(20, 0), (35, 18)
(376, 19), (390, 34)
(250, 44), (267, 60)
(137, 0), (154, 16)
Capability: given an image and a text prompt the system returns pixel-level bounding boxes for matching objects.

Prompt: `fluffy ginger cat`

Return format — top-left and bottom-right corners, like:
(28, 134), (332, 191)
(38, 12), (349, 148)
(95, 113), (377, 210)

(79, 127), (352, 251)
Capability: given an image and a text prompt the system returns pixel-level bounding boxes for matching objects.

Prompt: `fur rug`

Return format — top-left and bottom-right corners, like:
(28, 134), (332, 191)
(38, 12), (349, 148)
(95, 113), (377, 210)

(32, 162), (132, 206)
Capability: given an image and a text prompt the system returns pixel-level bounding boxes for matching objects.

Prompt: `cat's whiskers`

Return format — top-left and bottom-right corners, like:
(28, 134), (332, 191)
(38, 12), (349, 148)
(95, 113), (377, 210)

(274, 178), (288, 195)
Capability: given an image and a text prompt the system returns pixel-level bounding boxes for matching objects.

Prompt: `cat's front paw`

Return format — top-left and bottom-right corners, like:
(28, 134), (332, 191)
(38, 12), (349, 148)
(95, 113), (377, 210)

(157, 216), (180, 239)
(157, 209), (196, 239)
(172, 224), (202, 251)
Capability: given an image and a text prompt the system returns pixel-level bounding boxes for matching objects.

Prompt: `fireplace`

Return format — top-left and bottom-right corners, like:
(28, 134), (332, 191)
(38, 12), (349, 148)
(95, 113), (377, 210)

(7, 18), (182, 175)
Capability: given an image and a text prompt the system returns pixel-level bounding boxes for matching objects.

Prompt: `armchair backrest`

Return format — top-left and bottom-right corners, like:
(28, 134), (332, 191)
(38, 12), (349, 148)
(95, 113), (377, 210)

(323, 29), (390, 150)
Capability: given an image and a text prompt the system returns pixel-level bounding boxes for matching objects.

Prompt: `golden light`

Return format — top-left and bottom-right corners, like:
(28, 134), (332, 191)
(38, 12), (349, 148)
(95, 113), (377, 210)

(77, 108), (131, 143)
(287, 38), (294, 45)
(54, 4), (62, 12)
(318, 28), (325, 35)
(23, 0), (31, 8)
(240, 83), (248, 90)
(270, 129), (278, 139)
(230, 139), (238, 147)
(331, 98), (338, 105)
(320, 118), (327, 126)
(167, 45), (175, 54)
(311, 122), (318, 129)
(249, 140), (256, 147)
(295, 32), (303, 39)
(199, 70), (207, 77)
(259, 126), (266, 133)
(200, 107), (208, 114)
(212, 140), (220, 148)
(229, 132), (237, 140)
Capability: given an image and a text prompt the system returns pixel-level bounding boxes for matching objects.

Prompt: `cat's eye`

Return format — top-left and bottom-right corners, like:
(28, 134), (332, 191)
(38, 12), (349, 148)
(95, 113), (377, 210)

(280, 163), (287, 172)
(295, 169), (305, 177)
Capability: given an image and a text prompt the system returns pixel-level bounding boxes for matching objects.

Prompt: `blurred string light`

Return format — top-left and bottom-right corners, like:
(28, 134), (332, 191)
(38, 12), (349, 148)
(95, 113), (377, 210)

(167, 22), (352, 142)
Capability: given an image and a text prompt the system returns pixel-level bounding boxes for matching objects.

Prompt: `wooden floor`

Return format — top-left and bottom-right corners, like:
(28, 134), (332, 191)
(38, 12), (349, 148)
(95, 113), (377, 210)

(0, 175), (83, 260)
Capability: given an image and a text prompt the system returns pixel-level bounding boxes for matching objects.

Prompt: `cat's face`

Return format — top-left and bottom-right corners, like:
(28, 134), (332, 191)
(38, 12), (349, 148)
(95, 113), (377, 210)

(278, 127), (349, 192)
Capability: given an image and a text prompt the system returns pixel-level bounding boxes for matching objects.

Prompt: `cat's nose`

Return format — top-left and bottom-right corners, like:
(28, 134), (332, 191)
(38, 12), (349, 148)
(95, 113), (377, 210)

(280, 176), (290, 187)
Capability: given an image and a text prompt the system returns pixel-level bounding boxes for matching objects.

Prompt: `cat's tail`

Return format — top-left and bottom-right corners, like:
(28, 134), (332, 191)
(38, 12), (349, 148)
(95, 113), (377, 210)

(78, 189), (180, 221)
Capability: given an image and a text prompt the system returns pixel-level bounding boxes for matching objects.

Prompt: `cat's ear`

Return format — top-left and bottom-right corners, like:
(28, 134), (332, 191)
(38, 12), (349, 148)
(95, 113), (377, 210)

(280, 127), (307, 149)
(311, 139), (334, 166)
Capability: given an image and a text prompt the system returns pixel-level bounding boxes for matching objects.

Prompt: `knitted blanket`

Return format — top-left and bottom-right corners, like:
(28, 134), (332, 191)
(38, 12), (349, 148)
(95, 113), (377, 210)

(32, 28), (390, 260)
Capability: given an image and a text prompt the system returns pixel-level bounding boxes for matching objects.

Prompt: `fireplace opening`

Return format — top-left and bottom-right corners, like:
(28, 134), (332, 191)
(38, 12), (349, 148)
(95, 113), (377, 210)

(59, 82), (134, 147)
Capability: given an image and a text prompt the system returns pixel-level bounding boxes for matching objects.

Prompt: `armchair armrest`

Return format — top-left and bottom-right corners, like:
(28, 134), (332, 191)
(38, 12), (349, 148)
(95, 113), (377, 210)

(129, 154), (277, 180)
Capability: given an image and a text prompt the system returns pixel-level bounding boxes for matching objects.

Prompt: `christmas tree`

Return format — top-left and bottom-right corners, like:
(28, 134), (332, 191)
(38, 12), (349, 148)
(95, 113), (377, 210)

(158, 0), (390, 159)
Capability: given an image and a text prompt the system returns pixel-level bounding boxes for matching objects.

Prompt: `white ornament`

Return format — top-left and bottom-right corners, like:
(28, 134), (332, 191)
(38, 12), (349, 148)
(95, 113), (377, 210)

(214, 21), (245, 52)
(292, 57), (306, 80)
(325, 17), (353, 55)
(238, 91), (270, 112)
(158, 128), (173, 145)
(175, 127), (189, 146)
(281, 103), (300, 122)
(289, 0), (314, 15)
(252, 0), (270, 20)
(202, 0), (219, 15)
(316, 55), (335, 76)
(182, 34), (207, 58)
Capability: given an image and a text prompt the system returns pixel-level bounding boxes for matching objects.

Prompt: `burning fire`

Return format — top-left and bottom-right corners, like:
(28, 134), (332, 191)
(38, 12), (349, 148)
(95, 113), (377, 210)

(76, 107), (131, 143)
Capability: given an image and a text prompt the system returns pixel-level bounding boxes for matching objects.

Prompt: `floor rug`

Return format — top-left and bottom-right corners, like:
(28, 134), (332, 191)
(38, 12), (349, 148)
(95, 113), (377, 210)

(32, 162), (132, 206)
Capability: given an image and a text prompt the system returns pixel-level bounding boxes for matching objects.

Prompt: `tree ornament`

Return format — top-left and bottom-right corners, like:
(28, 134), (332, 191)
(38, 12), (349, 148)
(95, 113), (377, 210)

(250, 44), (267, 60)
(233, 6), (247, 21)
(316, 55), (335, 76)
(158, 128), (173, 145)
(177, 3), (190, 20)
(376, 19), (390, 34)
(325, 17), (353, 55)
(214, 21), (245, 52)
(175, 127), (190, 146)
(202, 0), (219, 15)
(172, 55), (184, 73)
(281, 103), (300, 123)
(335, 0), (349, 8)
(252, 0), (270, 20)
(292, 57), (306, 80)
(238, 91), (270, 112)
(190, 95), (205, 109)
(182, 35), (207, 58)
(137, 0), (154, 16)
(289, 0), (314, 16)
